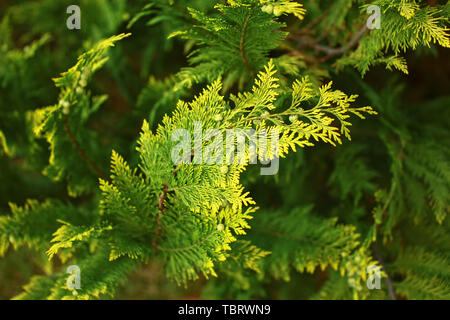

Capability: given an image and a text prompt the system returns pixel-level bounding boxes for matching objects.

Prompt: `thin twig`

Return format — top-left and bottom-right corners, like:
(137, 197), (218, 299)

(381, 182), (397, 217)
(371, 140), (403, 300)
(240, 12), (253, 71)
(373, 240), (397, 300)
(313, 25), (367, 58)
(303, 6), (333, 31)
(153, 182), (169, 249)
(292, 25), (368, 61)
(63, 115), (107, 179)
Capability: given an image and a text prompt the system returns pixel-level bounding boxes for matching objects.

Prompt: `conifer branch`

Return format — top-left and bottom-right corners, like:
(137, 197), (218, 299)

(3, 1), (448, 299)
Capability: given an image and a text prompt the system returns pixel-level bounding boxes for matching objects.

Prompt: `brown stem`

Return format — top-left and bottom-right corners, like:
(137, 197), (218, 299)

(304, 6), (333, 30)
(240, 12), (253, 72)
(153, 182), (169, 249)
(373, 240), (397, 300)
(292, 25), (368, 62)
(63, 115), (107, 179)
(381, 182), (397, 217)
(313, 25), (367, 58)
(371, 140), (403, 300)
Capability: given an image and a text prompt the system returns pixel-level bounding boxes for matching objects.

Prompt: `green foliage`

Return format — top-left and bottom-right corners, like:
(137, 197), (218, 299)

(17, 56), (372, 295)
(0, 16), (52, 162)
(171, 1), (288, 88)
(0, 200), (93, 257)
(337, 0), (450, 75)
(0, 0), (448, 300)
(32, 34), (130, 196)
